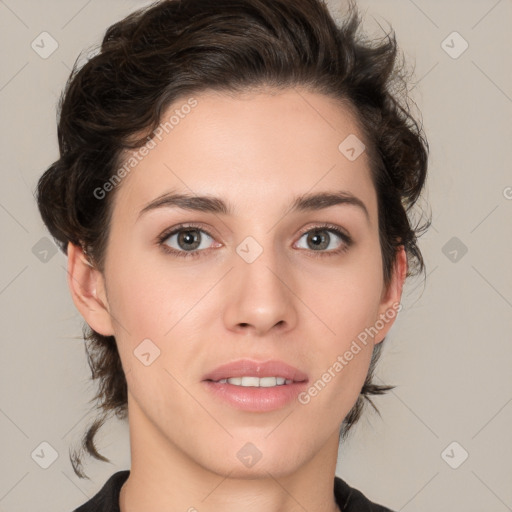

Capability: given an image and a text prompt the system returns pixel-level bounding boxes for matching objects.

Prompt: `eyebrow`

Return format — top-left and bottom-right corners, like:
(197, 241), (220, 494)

(138, 190), (370, 222)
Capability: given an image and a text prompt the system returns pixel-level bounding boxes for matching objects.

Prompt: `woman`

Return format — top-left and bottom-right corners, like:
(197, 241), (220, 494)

(37, 0), (429, 510)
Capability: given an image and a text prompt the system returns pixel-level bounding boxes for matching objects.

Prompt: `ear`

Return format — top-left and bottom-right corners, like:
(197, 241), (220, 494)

(374, 245), (408, 344)
(66, 242), (115, 336)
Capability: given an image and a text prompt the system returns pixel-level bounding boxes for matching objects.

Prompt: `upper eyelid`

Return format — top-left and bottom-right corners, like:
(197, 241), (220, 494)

(158, 223), (216, 243)
(158, 222), (351, 246)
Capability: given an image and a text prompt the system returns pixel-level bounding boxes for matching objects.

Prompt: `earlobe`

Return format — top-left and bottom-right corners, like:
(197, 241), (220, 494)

(374, 246), (408, 344)
(66, 242), (115, 336)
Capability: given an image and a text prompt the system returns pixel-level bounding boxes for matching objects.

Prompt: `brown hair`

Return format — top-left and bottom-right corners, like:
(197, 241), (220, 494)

(37, 0), (429, 478)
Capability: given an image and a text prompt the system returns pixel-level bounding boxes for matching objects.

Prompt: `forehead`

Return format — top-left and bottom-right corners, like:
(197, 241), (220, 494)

(110, 88), (377, 221)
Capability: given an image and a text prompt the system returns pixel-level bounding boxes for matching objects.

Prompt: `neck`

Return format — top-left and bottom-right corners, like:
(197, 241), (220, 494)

(120, 469), (341, 512)
(119, 398), (342, 512)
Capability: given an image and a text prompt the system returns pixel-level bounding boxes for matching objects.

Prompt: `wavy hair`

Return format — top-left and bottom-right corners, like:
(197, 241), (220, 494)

(36, 0), (429, 478)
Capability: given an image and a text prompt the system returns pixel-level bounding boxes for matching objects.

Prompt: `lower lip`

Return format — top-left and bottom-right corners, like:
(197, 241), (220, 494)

(202, 381), (308, 412)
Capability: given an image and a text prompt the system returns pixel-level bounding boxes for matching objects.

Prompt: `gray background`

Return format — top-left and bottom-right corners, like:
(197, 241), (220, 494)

(0, 0), (511, 510)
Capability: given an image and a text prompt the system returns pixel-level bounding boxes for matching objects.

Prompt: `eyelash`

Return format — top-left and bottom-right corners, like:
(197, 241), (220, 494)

(156, 222), (353, 259)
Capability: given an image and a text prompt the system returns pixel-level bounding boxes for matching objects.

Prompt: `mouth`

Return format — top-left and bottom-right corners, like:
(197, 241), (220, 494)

(202, 359), (308, 412)
(212, 376), (294, 387)
(202, 358), (308, 384)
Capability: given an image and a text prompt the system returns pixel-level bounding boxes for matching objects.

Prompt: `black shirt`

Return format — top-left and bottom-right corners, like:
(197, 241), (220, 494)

(74, 470), (394, 511)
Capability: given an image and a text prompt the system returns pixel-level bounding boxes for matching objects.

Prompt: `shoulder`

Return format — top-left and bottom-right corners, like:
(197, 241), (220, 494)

(73, 470), (130, 512)
(334, 476), (395, 512)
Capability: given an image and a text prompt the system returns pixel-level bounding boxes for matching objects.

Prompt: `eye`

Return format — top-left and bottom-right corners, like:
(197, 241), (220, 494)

(294, 224), (352, 256)
(157, 222), (352, 259)
(158, 223), (219, 259)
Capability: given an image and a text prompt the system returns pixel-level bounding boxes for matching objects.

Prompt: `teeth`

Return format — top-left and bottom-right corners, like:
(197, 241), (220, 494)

(218, 376), (293, 387)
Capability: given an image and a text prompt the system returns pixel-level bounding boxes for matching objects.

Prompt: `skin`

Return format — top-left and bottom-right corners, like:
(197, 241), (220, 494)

(68, 87), (407, 512)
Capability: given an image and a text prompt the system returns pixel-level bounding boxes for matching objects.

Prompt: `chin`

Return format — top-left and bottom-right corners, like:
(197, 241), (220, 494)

(194, 434), (308, 480)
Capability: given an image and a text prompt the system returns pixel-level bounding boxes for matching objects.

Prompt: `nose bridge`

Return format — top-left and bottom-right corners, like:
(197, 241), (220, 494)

(234, 230), (286, 295)
(222, 229), (297, 333)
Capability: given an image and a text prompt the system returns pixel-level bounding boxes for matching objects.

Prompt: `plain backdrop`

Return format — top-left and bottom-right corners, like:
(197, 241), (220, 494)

(0, 0), (511, 510)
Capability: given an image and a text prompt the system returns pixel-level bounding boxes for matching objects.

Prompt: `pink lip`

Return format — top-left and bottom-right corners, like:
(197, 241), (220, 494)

(202, 359), (308, 382)
(202, 359), (309, 413)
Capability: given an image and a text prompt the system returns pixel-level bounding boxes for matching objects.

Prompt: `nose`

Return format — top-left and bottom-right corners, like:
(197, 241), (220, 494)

(222, 241), (298, 337)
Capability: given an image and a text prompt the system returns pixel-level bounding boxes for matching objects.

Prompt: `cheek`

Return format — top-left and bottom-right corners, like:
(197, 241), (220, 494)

(299, 248), (384, 394)
(298, 281), (379, 420)
(102, 250), (185, 363)
(308, 251), (385, 342)
(105, 242), (190, 321)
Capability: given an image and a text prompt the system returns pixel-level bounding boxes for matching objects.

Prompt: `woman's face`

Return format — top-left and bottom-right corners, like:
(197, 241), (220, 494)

(82, 88), (404, 478)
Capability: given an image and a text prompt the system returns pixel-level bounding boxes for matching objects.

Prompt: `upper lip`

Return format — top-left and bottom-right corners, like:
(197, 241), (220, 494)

(203, 359), (308, 382)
